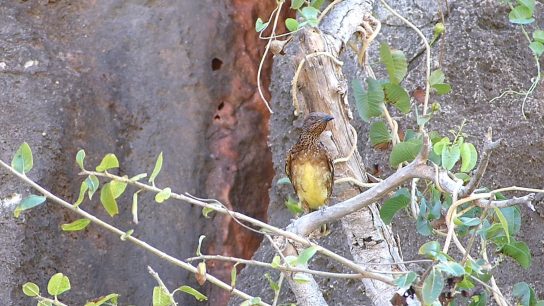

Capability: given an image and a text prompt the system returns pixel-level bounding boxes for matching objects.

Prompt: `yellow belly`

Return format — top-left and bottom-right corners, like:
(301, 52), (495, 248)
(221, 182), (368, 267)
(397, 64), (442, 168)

(293, 162), (330, 210)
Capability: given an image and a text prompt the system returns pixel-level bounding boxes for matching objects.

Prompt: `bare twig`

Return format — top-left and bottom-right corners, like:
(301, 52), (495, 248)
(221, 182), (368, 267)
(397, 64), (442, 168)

(148, 266), (177, 306)
(0, 160), (270, 306)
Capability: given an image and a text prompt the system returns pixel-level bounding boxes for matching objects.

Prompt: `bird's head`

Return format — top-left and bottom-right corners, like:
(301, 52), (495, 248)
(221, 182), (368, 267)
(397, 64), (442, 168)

(302, 112), (334, 137)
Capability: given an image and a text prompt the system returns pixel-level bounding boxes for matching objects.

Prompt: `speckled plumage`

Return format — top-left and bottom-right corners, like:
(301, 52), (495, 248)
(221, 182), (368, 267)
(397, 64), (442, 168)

(285, 112), (334, 212)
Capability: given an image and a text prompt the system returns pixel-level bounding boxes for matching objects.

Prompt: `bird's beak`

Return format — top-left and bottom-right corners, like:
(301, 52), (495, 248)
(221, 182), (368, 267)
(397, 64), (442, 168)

(323, 115), (334, 122)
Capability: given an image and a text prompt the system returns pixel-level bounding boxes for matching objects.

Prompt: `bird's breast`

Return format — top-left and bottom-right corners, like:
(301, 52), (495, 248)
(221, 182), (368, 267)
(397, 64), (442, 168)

(292, 160), (332, 210)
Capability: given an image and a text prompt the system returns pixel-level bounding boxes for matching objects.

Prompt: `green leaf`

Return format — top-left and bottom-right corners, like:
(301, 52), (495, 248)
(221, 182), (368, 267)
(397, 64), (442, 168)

(380, 189), (410, 224)
(529, 41), (544, 56)
(310, 0), (325, 9)
(534, 30), (544, 43)
(74, 181), (88, 207)
(518, 0), (535, 11)
(202, 207), (214, 218)
(241, 297), (263, 306)
(285, 18), (299, 32)
(84, 293), (119, 306)
(61, 218), (91, 231)
(86, 175), (99, 199)
(11, 142), (33, 174)
(436, 262), (465, 276)
(155, 187), (172, 203)
(285, 196), (303, 215)
(14, 195), (46, 217)
(456, 217), (480, 227)
(369, 121), (392, 146)
(255, 18), (269, 33)
(383, 83), (411, 113)
(513, 282), (537, 306)
(416, 216), (432, 236)
(95, 154), (119, 172)
(469, 292), (488, 306)
(291, 0), (304, 9)
(441, 144), (460, 171)
(231, 264), (238, 288)
(22, 282), (40, 297)
(120, 229), (134, 241)
(300, 7), (319, 20)
(501, 240), (531, 268)
(76, 149), (86, 170)
(429, 69), (445, 86)
(276, 177), (291, 185)
(419, 241), (441, 259)
(100, 183), (119, 217)
(394, 271), (417, 290)
(494, 207), (511, 244)
(352, 79), (384, 122)
(293, 273), (311, 284)
(379, 43), (407, 84)
(499, 206), (521, 235)
(47, 273), (71, 296)
(152, 286), (172, 306)
(432, 83), (452, 95)
(271, 255), (281, 269)
(264, 273), (280, 292)
(177, 285), (207, 301)
(38, 301), (53, 306)
(389, 138), (423, 167)
(149, 152), (163, 186)
(130, 173), (148, 181)
(509, 5), (535, 24)
(433, 137), (451, 155)
(460, 143), (478, 172)
(297, 246), (318, 266)
(422, 268), (444, 304)
(110, 179), (127, 199)
(196, 235), (206, 256)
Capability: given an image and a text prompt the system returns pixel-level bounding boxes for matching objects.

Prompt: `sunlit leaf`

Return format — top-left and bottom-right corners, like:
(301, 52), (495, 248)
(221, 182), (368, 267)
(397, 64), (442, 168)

(61, 218), (91, 232)
(494, 207), (511, 244)
(419, 241), (441, 259)
(95, 154), (119, 172)
(441, 144), (460, 171)
(436, 262), (465, 276)
(300, 7), (319, 20)
(149, 152), (163, 186)
(429, 69), (445, 86)
(529, 41), (544, 56)
(460, 143), (478, 172)
(130, 173), (147, 181)
(285, 18), (299, 32)
(177, 285), (207, 301)
(100, 183), (119, 217)
(22, 282), (40, 297)
(86, 175), (99, 199)
(310, 0), (325, 9)
(76, 149), (86, 170)
(297, 246), (318, 266)
(264, 273), (280, 292)
(534, 30), (544, 43)
(255, 18), (269, 33)
(155, 187), (172, 203)
(14, 195), (46, 218)
(110, 179), (127, 199)
(509, 5), (534, 24)
(291, 0), (304, 9)
(47, 273), (71, 296)
(74, 181), (88, 207)
(285, 196), (303, 215)
(11, 142), (33, 174)
(120, 229), (134, 241)
(152, 286), (171, 306)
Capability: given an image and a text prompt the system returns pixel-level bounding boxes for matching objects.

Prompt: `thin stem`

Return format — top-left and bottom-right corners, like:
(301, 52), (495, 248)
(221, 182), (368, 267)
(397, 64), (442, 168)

(0, 160), (269, 306)
(148, 266), (177, 306)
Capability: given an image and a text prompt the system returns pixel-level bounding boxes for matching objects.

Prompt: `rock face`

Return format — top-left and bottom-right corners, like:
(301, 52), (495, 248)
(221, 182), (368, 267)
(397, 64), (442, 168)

(0, 1), (274, 305)
(233, 0), (543, 304)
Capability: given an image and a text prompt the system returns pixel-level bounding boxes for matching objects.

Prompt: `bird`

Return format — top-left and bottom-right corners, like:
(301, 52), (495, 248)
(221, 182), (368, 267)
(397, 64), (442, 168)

(285, 112), (334, 214)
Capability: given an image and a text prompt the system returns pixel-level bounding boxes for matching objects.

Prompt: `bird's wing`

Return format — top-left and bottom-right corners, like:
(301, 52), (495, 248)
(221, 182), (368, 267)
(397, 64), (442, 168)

(326, 151), (334, 198)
